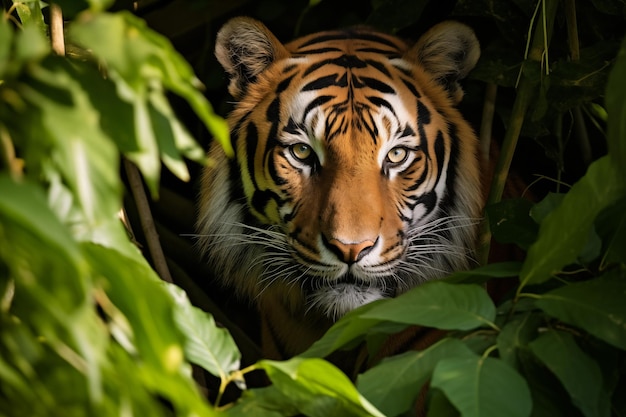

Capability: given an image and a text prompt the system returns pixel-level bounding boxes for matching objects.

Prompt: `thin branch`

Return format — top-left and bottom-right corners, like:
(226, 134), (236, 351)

(49, 3), (65, 56)
(124, 159), (173, 283)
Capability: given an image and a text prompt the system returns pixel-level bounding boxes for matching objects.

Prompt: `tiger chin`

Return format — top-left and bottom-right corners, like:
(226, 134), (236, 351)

(196, 17), (483, 358)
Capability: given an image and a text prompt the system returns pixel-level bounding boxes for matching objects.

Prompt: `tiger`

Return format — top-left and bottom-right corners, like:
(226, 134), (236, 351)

(196, 17), (483, 360)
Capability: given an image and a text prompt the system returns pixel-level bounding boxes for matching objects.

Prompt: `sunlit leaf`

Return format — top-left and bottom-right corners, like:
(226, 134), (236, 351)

(167, 284), (241, 380)
(362, 282), (497, 330)
(259, 358), (385, 417)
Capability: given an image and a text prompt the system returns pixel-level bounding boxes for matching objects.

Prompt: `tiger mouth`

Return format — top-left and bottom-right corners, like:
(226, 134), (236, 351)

(304, 273), (397, 298)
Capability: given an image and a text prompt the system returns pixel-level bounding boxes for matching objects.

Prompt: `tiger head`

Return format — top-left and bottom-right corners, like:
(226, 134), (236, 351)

(197, 17), (482, 348)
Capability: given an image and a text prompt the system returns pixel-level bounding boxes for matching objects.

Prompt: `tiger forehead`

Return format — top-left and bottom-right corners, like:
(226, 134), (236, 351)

(287, 28), (409, 55)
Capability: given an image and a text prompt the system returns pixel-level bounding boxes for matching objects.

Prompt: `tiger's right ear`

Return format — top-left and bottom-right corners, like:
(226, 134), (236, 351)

(215, 17), (288, 99)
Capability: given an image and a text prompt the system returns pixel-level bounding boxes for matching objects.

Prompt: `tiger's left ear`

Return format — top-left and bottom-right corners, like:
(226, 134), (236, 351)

(408, 21), (480, 103)
(215, 17), (289, 99)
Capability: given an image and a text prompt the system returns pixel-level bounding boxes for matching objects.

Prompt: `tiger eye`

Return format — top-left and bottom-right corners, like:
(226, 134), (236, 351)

(387, 147), (408, 164)
(291, 143), (312, 161)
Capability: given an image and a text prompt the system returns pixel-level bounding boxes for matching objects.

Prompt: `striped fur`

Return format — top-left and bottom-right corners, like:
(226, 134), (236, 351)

(197, 18), (482, 357)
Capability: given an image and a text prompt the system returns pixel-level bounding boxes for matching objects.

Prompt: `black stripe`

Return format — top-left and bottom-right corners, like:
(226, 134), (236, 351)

(303, 95), (334, 119)
(302, 74), (341, 91)
(365, 59), (391, 77)
(366, 96), (397, 115)
(433, 130), (445, 186)
(359, 76), (395, 94)
(298, 31), (400, 49)
(417, 100), (431, 125)
(401, 78), (421, 98)
(296, 47), (342, 54)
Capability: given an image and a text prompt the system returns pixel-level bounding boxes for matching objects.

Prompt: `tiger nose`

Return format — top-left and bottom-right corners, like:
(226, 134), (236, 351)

(325, 237), (376, 264)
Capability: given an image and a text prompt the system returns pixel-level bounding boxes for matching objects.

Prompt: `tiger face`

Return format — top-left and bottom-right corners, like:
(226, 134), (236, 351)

(197, 17), (482, 337)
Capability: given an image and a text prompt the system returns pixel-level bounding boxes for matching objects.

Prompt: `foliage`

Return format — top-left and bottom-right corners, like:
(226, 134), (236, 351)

(1, 1), (625, 417)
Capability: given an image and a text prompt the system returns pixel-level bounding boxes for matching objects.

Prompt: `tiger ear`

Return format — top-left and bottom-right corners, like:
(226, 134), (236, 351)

(408, 21), (480, 103)
(215, 17), (288, 99)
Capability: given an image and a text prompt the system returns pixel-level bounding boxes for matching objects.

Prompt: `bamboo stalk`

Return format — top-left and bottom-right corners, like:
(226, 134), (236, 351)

(477, 0), (560, 265)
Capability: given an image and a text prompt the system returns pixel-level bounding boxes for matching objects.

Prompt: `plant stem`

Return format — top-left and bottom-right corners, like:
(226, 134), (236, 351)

(124, 158), (174, 283)
(477, 0), (560, 265)
(479, 83), (498, 162)
(49, 3), (65, 56)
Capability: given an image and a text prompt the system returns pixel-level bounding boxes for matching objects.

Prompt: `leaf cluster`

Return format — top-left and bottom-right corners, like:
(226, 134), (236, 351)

(1, 1), (626, 417)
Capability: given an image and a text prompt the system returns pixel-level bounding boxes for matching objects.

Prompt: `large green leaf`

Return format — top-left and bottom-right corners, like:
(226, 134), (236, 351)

(301, 299), (399, 358)
(431, 356), (532, 417)
(519, 156), (626, 287)
(167, 284), (241, 380)
(529, 330), (610, 417)
(486, 198), (538, 250)
(259, 358), (385, 417)
(535, 270), (626, 350)
(357, 338), (475, 417)
(443, 261), (522, 285)
(362, 282), (497, 330)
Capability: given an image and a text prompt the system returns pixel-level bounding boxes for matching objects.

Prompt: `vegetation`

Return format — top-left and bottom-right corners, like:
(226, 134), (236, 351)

(1, 0), (625, 416)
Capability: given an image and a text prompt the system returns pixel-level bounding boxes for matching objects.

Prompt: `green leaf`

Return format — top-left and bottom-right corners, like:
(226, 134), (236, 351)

(496, 312), (542, 368)
(520, 156), (626, 287)
(83, 243), (184, 373)
(68, 11), (232, 157)
(595, 196), (626, 266)
(535, 271), (626, 350)
(225, 386), (299, 417)
(259, 358), (385, 417)
(486, 198), (538, 249)
(529, 193), (565, 224)
(431, 356), (532, 417)
(362, 282), (497, 330)
(357, 338), (475, 417)
(0, 18), (12, 77)
(443, 262), (522, 285)
(14, 0), (47, 35)
(529, 330), (610, 417)
(605, 22), (626, 177)
(167, 284), (241, 380)
(301, 299), (398, 358)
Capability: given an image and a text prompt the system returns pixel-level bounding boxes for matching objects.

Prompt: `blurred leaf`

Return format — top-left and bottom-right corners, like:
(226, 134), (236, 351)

(443, 261), (522, 285)
(362, 282), (497, 330)
(590, 0), (626, 15)
(13, 1), (47, 34)
(83, 243), (183, 373)
(536, 270), (626, 350)
(167, 284), (241, 380)
(357, 338), (475, 417)
(14, 22), (50, 64)
(529, 330), (610, 417)
(0, 18), (12, 76)
(486, 198), (538, 249)
(520, 156), (626, 287)
(68, 11), (231, 158)
(431, 356), (532, 417)
(259, 358), (385, 417)
(15, 58), (122, 227)
(605, 35), (626, 177)
(226, 386), (299, 417)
